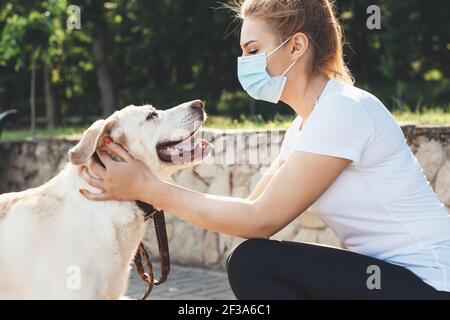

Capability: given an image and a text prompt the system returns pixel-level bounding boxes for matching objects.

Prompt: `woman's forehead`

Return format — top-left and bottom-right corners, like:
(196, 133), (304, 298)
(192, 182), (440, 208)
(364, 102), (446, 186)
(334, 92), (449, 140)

(240, 17), (277, 47)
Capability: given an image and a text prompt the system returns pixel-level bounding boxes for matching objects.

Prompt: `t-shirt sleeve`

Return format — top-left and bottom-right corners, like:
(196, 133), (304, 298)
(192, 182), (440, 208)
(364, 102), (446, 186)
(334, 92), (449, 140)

(291, 99), (375, 166)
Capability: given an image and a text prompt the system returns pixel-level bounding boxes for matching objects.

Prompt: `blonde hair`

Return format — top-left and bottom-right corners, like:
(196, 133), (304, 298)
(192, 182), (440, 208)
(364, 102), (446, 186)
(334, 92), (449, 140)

(226, 0), (354, 84)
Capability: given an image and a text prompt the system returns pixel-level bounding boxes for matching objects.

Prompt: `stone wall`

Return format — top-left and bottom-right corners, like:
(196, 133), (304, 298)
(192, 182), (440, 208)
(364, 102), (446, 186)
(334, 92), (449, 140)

(0, 124), (449, 270)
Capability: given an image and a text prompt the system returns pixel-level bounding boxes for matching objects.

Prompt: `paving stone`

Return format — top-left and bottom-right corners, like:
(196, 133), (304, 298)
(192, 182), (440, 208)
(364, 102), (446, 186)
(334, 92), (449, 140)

(126, 260), (235, 300)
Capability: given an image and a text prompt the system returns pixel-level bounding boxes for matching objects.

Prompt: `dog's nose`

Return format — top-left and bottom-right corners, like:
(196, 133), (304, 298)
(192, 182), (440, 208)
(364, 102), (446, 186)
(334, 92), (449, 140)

(190, 100), (204, 109)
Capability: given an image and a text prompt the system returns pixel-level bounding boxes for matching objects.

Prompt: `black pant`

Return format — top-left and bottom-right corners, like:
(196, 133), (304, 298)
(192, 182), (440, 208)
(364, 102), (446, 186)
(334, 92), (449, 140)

(226, 238), (450, 300)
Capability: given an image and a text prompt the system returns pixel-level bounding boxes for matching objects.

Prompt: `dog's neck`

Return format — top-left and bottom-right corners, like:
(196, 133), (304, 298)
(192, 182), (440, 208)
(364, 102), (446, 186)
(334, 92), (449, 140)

(92, 152), (158, 221)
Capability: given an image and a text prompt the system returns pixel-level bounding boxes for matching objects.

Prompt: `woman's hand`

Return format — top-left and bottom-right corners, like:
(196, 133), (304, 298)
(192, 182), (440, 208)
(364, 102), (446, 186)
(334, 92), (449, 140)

(79, 137), (158, 202)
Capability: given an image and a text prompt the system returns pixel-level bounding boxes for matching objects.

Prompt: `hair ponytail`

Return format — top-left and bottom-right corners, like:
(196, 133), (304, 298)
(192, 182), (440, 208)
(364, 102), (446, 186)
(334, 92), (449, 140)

(227, 0), (354, 84)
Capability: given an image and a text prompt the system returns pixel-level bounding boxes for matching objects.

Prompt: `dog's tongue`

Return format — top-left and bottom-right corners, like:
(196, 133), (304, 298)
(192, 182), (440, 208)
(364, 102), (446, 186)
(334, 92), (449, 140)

(171, 139), (214, 162)
(175, 139), (213, 152)
(161, 139), (214, 163)
(174, 140), (196, 152)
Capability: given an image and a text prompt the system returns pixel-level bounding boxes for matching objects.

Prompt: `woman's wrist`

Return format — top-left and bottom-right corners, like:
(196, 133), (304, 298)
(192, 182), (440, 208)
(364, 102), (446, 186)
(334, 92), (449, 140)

(138, 176), (167, 208)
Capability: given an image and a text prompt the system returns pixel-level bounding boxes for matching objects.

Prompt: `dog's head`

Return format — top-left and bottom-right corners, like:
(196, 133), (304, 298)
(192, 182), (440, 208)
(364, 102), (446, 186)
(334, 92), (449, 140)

(68, 100), (214, 179)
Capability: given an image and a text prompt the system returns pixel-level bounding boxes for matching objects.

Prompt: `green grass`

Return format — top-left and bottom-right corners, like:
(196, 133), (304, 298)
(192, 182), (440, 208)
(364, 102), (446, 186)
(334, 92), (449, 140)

(392, 106), (450, 125)
(0, 126), (88, 142)
(204, 115), (294, 130)
(1, 108), (449, 142)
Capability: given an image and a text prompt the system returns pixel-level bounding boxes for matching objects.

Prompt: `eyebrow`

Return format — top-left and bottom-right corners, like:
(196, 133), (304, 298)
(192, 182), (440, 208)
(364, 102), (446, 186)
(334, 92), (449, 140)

(241, 40), (259, 49)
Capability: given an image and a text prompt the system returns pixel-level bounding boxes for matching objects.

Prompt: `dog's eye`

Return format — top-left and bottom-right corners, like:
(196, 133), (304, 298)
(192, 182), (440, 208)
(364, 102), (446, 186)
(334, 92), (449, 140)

(146, 111), (158, 120)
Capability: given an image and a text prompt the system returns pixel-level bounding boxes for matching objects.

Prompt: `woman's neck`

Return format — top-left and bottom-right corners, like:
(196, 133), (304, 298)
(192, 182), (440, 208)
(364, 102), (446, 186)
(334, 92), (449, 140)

(282, 72), (330, 120)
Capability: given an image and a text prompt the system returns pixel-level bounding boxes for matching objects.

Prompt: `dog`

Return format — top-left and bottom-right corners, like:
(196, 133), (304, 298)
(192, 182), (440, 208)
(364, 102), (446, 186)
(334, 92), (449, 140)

(0, 100), (214, 299)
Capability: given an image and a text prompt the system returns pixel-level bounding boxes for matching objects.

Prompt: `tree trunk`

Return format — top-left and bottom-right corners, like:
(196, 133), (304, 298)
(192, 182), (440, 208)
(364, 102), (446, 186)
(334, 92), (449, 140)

(92, 23), (116, 116)
(30, 57), (36, 140)
(43, 62), (59, 129)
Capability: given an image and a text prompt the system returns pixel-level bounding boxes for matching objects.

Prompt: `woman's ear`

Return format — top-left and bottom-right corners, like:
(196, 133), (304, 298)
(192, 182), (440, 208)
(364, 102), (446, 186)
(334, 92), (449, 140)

(290, 32), (309, 60)
(68, 117), (118, 165)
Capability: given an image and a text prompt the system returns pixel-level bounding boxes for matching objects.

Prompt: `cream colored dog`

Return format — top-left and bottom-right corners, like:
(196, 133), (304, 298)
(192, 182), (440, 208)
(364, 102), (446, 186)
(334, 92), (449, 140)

(0, 100), (213, 299)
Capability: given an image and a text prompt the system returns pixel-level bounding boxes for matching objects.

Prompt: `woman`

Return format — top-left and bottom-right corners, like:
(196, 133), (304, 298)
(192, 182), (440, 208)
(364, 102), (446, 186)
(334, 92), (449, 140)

(80, 0), (450, 299)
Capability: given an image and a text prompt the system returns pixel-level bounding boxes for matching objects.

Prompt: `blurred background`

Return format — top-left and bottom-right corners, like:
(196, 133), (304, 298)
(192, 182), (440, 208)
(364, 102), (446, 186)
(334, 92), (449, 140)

(0, 0), (449, 138)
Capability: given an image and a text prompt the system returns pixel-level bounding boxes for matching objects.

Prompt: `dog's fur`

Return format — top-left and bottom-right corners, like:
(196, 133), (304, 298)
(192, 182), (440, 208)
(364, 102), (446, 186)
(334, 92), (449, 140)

(0, 101), (212, 299)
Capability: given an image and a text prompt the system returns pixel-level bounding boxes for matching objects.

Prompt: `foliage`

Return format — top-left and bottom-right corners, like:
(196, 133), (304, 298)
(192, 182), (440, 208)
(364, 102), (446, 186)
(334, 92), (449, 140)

(0, 0), (448, 126)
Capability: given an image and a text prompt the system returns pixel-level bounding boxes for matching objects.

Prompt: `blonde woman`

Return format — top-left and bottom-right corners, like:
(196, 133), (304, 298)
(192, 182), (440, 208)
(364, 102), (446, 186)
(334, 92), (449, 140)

(81, 0), (450, 299)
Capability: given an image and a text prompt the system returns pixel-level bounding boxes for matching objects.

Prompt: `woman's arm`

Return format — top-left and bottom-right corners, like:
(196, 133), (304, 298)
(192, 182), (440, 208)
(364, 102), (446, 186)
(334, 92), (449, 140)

(145, 150), (350, 238)
(148, 179), (263, 238)
(246, 156), (285, 201)
(81, 142), (351, 239)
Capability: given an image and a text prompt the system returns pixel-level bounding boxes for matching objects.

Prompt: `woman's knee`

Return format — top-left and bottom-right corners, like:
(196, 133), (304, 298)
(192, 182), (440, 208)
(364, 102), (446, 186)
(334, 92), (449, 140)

(226, 239), (272, 299)
(226, 238), (271, 279)
(226, 238), (307, 299)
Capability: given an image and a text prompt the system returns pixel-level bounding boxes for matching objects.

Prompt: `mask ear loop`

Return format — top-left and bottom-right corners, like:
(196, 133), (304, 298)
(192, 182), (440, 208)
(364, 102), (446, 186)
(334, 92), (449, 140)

(282, 59), (299, 77)
(266, 35), (299, 76)
(267, 36), (293, 58)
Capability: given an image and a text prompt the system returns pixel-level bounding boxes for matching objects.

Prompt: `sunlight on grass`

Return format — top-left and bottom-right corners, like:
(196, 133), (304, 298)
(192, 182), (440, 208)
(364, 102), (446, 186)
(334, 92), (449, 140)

(392, 106), (450, 125)
(204, 115), (294, 130)
(1, 108), (448, 142)
(1, 126), (88, 142)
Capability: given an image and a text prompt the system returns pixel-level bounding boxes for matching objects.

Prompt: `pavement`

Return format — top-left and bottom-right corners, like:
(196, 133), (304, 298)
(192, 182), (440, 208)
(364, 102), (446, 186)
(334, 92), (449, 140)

(126, 260), (236, 300)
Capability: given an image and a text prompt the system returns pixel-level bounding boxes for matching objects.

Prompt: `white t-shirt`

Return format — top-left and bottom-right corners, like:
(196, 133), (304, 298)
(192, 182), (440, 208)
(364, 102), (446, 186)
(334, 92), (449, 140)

(279, 78), (450, 292)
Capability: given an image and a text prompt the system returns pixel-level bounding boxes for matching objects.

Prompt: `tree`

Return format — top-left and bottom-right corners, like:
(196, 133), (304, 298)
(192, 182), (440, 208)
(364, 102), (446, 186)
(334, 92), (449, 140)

(80, 0), (117, 116)
(1, 0), (449, 124)
(0, 1), (67, 132)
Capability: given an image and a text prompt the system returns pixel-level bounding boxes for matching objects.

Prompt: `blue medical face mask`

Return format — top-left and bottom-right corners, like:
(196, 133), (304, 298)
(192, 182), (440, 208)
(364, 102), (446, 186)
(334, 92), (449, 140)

(237, 36), (298, 104)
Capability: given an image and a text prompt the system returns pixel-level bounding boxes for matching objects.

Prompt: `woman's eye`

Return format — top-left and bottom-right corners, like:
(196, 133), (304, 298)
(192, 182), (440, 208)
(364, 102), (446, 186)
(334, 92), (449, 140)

(146, 111), (158, 120)
(249, 49), (259, 55)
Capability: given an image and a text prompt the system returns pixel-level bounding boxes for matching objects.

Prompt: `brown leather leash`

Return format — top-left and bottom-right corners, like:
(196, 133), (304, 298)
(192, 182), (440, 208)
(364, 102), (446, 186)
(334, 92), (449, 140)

(92, 152), (171, 300)
(133, 202), (171, 300)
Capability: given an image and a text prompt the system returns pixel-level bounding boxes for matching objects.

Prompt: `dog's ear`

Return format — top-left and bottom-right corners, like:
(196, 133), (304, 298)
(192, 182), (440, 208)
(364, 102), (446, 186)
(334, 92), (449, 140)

(68, 118), (117, 165)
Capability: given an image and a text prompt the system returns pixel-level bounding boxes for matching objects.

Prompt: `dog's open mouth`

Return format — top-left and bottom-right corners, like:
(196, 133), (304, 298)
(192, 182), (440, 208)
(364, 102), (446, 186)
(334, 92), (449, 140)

(156, 130), (214, 164)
